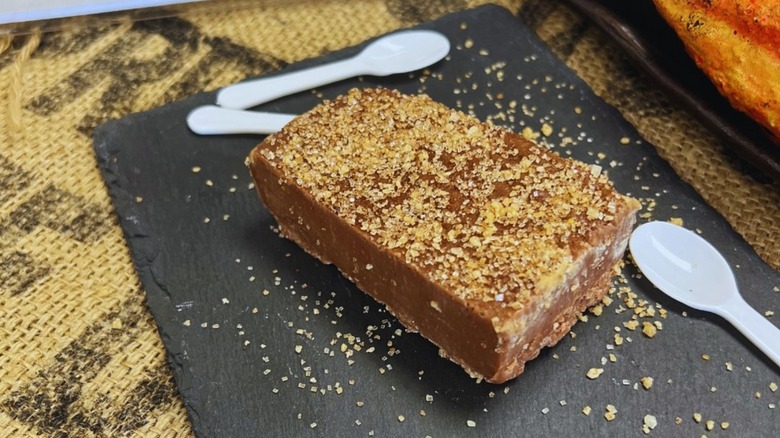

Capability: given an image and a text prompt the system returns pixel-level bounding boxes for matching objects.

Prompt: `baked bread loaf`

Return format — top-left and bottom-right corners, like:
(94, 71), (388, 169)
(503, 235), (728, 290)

(653, 0), (780, 143)
(247, 88), (640, 383)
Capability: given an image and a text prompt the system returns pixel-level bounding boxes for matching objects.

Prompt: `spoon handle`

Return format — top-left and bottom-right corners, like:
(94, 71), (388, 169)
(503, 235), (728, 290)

(216, 58), (358, 110)
(718, 295), (780, 368)
(187, 105), (296, 135)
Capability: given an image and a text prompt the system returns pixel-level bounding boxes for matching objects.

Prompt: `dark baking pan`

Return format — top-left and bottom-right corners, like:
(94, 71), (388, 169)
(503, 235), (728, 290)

(563, 0), (780, 183)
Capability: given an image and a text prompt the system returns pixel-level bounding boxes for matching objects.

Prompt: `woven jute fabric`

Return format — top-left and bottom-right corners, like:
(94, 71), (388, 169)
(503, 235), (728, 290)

(1, 0), (777, 436)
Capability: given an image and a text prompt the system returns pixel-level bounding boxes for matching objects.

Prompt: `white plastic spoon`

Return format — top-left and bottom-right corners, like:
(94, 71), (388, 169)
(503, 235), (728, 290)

(215, 29), (450, 109)
(629, 221), (780, 368)
(187, 105), (295, 135)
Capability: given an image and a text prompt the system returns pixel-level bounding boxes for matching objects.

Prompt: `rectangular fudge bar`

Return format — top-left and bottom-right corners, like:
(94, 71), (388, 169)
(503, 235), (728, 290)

(247, 88), (640, 383)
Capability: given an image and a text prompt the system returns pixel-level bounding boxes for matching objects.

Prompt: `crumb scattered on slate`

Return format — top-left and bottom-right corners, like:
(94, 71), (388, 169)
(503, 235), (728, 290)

(169, 24), (780, 436)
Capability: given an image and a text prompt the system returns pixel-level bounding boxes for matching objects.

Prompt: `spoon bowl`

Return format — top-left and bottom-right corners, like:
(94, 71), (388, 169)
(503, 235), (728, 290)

(187, 105), (295, 135)
(216, 30), (450, 110)
(629, 221), (737, 311)
(629, 221), (780, 368)
(358, 30), (451, 75)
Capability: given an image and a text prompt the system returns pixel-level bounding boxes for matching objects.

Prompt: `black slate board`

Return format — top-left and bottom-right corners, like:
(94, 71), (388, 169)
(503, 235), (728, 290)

(94, 5), (780, 437)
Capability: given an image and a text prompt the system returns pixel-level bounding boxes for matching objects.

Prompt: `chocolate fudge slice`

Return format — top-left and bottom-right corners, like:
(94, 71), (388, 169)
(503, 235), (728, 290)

(247, 88), (640, 383)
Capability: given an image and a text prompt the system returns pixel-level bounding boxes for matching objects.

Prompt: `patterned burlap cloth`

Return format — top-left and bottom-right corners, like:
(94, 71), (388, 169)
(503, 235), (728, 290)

(1, 0), (777, 436)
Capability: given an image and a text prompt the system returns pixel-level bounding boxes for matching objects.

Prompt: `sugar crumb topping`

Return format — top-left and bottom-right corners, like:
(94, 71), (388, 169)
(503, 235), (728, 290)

(260, 88), (631, 309)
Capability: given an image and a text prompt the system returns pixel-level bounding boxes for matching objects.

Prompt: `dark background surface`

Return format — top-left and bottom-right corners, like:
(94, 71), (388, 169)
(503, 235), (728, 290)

(94, 5), (779, 437)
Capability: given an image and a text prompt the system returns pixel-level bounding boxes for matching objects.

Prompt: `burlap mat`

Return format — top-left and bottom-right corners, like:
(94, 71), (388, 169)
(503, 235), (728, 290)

(1, 0), (777, 436)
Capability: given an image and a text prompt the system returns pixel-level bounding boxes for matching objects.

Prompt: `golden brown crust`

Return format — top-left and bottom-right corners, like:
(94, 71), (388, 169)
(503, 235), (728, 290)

(247, 88), (640, 382)
(653, 0), (780, 143)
